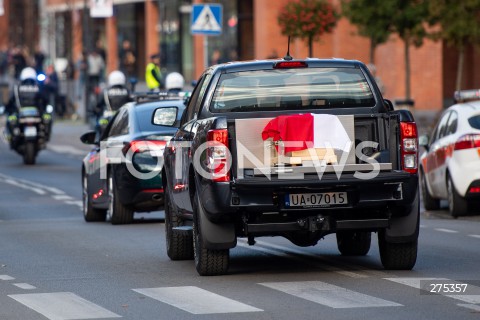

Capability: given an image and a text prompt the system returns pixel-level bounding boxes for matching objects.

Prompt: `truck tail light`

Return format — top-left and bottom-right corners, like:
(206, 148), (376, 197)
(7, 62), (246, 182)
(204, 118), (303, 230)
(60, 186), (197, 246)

(400, 122), (418, 174)
(454, 134), (480, 151)
(207, 129), (230, 182)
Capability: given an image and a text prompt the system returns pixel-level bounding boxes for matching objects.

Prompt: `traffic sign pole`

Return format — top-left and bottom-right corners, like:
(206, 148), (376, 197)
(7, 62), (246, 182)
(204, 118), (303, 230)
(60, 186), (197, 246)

(191, 3), (223, 70)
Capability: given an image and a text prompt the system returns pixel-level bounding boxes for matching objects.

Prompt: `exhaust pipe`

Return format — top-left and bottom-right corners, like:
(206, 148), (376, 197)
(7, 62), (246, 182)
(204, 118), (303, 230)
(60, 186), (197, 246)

(152, 194), (163, 202)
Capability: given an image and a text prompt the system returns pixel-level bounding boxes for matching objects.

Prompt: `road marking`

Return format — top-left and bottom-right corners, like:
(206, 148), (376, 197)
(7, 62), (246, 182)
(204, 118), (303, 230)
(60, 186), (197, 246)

(238, 239), (369, 278)
(52, 195), (74, 201)
(469, 235), (480, 239)
(457, 304), (480, 312)
(48, 145), (87, 156)
(385, 278), (480, 304)
(434, 228), (458, 233)
(65, 200), (83, 207)
(133, 286), (262, 314)
(13, 283), (37, 290)
(0, 173), (64, 195)
(8, 292), (121, 320)
(259, 281), (402, 308)
(0, 275), (15, 280)
(3, 179), (46, 195)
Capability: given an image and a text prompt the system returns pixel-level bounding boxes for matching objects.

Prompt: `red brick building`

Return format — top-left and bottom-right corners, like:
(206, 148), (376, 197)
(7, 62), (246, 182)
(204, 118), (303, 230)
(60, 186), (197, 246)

(1, 0), (479, 110)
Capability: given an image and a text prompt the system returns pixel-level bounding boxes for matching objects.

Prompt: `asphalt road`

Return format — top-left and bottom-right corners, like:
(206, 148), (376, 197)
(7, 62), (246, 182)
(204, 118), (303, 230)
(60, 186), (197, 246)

(1, 119), (480, 320)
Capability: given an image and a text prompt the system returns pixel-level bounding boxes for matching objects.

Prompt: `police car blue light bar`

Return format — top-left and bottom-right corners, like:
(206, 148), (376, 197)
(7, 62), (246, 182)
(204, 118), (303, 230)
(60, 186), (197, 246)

(454, 89), (480, 103)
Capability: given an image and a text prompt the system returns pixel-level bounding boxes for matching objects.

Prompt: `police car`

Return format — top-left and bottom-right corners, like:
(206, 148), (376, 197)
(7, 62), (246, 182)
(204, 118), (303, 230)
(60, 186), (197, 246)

(80, 91), (188, 224)
(419, 89), (480, 216)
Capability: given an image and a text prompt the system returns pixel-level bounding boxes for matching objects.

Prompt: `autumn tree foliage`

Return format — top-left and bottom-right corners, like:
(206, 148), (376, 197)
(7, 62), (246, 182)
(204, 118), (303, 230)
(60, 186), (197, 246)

(278, 0), (339, 57)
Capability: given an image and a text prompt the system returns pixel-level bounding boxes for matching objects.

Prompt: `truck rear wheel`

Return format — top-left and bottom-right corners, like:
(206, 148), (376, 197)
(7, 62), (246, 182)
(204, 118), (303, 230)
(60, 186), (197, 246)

(336, 231), (371, 256)
(379, 234), (417, 270)
(165, 186), (193, 260)
(193, 190), (229, 276)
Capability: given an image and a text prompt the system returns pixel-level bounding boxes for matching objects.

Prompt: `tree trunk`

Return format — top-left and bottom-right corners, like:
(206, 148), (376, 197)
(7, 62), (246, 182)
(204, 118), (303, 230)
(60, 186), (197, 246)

(456, 46), (465, 91)
(308, 36), (313, 58)
(404, 38), (411, 100)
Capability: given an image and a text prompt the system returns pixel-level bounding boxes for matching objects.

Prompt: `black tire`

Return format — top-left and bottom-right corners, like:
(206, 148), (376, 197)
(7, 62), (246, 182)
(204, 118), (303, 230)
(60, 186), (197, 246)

(378, 233), (417, 270)
(23, 142), (36, 165)
(336, 231), (371, 256)
(447, 174), (468, 217)
(193, 190), (229, 276)
(421, 171), (440, 211)
(108, 174), (134, 225)
(165, 186), (193, 260)
(82, 174), (106, 222)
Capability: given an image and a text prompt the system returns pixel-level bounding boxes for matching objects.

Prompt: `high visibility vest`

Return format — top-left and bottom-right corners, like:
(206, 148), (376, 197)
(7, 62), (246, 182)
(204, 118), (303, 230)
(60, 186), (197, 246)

(145, 62), (161, 89)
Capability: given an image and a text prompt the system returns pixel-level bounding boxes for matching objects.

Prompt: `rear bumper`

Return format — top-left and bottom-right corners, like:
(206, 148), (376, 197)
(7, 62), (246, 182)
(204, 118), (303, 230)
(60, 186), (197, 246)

(198, 171), (418, 223)
(114, 165), (164, 208)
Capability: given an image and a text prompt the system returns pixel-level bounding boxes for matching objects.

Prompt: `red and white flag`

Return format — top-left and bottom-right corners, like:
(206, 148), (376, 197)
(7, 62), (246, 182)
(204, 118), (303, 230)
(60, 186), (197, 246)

(262, 113), (351, 153)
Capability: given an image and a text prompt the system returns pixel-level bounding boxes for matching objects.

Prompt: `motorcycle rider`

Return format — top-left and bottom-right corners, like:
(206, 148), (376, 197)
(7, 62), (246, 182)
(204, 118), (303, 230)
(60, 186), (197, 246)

(94, 70), (132, 138)
(4, 67), (50, 147)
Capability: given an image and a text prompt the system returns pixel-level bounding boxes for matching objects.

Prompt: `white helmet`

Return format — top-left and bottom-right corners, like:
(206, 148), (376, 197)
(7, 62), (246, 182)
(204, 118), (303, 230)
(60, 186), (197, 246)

(20, 67), (37, 81)
(165, 72), (185, 90)
(108, 70), (126, 86)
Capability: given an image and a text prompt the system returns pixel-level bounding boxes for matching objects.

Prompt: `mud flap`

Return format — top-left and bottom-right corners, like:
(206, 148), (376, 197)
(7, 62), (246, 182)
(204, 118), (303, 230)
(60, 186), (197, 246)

(384, 191), (420, 243)
(196, 193), (236, 250)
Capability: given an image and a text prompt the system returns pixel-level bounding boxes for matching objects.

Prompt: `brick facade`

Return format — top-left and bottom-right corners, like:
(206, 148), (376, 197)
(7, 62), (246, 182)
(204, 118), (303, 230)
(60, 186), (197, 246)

(1, 0), (479, 111)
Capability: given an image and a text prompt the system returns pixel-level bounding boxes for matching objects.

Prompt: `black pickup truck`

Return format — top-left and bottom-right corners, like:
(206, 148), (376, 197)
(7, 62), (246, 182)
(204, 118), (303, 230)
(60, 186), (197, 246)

(162, 58), (419, 276)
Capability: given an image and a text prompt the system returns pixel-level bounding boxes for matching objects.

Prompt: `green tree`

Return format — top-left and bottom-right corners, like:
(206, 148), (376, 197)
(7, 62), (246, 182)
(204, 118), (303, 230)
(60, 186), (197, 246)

(389, 0), (429, 100)
(428, 0), (480, 91)
(277, 0), (339, 58)
(341, 0), (395, 63)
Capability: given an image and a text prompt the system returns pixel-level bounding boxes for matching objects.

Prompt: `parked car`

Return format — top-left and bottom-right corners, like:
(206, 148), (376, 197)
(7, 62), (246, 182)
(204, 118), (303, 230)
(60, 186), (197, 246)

(81, 93), (186, 224)
(419, 89), (480, 216)
(162, 57), (420, 276)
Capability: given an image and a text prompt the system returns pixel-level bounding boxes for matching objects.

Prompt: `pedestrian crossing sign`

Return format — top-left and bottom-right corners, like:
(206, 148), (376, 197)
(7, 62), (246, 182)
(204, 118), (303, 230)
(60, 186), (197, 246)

(191, 4), (223, 35)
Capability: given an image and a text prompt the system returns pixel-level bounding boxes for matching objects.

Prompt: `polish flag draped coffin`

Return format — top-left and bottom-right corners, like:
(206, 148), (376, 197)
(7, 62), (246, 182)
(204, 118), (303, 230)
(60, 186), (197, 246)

(261, 113), (351, 153)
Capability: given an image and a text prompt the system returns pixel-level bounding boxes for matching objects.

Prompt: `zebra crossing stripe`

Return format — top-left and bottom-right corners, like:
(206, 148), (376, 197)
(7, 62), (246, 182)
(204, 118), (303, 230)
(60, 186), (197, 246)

(259, 281), (402, 308)
(133, 286), (263, 314)
(13, 283), (36, 290)
(384, 278), (480, 304)
(8, 292), (121, 320)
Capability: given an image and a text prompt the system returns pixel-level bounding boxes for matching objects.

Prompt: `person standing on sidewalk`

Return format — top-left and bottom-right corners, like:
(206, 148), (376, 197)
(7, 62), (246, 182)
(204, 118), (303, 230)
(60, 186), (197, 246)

(145, 53), (163, 91)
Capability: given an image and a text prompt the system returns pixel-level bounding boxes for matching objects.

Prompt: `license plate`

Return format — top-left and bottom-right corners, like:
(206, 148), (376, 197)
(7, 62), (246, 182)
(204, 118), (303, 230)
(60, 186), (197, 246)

(285, 192), (348, 208)
(24, 126), (37, 137)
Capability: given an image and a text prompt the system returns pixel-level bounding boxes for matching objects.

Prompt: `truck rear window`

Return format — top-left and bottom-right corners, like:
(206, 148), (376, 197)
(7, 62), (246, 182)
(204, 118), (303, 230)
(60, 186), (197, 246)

(210, 68), (375, 112)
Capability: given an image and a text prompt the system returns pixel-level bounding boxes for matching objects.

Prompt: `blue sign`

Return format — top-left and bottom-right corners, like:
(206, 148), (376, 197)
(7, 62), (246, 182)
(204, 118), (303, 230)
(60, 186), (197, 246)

(191, 4), (223, 35)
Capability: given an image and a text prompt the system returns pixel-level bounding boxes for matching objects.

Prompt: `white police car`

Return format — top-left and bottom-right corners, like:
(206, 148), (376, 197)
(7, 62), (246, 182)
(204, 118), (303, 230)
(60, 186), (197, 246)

(419, 89), (480, 216)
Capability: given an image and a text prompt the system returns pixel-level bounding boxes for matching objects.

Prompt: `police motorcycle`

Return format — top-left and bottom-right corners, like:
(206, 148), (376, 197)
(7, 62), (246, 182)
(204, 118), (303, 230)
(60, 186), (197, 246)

(94, 71), (133, 139)
(1, 67), (53, 165)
